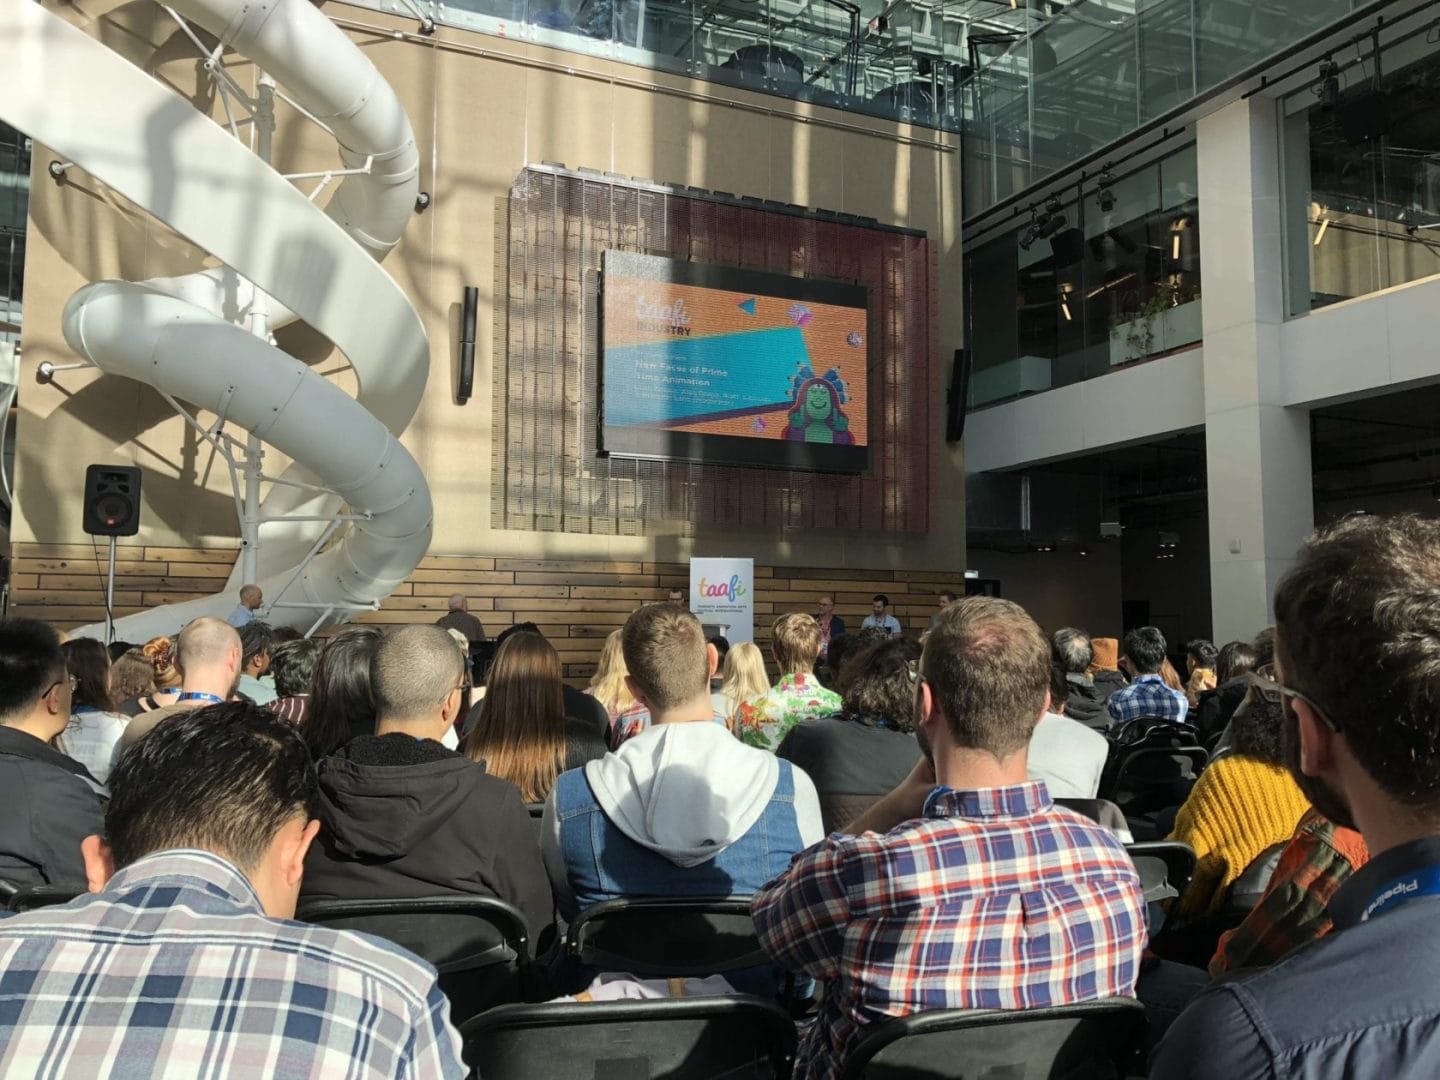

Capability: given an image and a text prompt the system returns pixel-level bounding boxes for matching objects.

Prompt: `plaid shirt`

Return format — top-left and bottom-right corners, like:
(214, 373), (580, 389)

(1106, 674), (1189, 729)
(752, 782), (1146, 1080)
(1209, 808), (1370, 977)
(0, 849), (465, 1078)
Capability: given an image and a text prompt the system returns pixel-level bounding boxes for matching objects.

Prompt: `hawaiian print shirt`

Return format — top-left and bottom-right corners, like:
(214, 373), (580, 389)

(735, 673), (842, 751)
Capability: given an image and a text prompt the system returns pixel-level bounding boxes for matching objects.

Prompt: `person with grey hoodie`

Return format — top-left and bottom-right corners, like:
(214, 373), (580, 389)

(301, 626), (552, 939)
(541, 603), (824, 922)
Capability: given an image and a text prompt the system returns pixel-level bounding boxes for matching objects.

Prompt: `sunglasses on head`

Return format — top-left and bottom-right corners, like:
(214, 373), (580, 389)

(1249, 666), (1340, 732)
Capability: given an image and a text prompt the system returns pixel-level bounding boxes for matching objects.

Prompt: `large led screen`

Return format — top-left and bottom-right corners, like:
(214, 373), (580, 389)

(599, 251), (870, 473)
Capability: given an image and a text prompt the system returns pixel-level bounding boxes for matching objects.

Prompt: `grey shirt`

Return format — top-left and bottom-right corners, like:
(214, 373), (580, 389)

(1152, 836), (1440, 1078)
(1026, 712), (1109, 800)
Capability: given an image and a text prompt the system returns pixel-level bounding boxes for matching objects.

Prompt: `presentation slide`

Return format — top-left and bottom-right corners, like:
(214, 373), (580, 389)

(600, 251), (870, 473)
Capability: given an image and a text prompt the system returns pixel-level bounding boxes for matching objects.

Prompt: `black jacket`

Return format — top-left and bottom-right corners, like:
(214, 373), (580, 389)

(302, 733), (553, 938)
(1063, 673), (1118, 732)
(0, 726), (105, 889)
(1194, 676), (1249, 747)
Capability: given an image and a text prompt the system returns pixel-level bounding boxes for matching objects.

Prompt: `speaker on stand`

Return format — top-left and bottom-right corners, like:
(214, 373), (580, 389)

(82, 464), (142, 643)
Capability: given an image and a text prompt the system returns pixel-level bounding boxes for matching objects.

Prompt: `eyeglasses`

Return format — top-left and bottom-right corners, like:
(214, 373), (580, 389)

(1249, 667), (1340, 732)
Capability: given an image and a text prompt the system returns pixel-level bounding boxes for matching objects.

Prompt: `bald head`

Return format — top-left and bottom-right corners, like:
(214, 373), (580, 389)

(447, 594), (467, 612)
(178, 618), (241, 676)
(239, 584), (262, 609)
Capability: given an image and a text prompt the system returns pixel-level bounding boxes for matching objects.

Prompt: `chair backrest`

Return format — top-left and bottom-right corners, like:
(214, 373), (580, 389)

(460, 995), (796, 1080)
(8, 885), (83, 913)
(567, 897), (768, 977)
(1125, 841), (1197, 905)
(840, 997), (1148, 1080)
(1226, 841), (1286, 913)
(1053, 797), (1133, 842)
(297, 895), (534, 1021)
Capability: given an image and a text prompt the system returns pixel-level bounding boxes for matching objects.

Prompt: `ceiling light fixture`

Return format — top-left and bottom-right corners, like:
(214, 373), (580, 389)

(1317, 57), (1341, 109)
(1096, 168), (1115, 213)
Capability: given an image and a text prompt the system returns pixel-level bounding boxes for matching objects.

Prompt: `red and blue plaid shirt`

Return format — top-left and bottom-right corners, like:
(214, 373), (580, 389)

(752, 781), (1147, 1080)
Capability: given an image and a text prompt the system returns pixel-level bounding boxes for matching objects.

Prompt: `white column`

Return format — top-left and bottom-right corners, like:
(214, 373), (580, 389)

(1197, 99), (1314, 644)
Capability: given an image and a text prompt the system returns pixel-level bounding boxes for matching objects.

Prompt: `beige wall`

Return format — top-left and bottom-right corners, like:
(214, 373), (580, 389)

(16, 0), (964, 574)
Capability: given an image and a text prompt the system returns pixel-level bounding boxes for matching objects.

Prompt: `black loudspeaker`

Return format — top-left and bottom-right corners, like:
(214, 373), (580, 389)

(82, 465), (142, 537)
(457, 285), (478, 404)
(946, 348), (972, 443)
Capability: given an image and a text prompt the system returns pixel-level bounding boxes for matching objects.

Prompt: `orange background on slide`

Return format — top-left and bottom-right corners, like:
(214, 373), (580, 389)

(605, 273), (869, 443)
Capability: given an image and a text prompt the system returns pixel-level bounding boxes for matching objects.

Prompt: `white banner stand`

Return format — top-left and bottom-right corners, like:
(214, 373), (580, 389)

(689, 558), (755, 644)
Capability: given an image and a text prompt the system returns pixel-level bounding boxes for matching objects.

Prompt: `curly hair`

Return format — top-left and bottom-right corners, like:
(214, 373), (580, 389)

(840, 636), (922, 732)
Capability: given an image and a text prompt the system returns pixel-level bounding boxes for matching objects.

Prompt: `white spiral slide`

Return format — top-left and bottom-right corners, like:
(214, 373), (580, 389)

(0, 0), (433, 638)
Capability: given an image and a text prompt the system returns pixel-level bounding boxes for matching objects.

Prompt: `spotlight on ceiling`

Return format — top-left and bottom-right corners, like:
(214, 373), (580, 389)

(1096, 169), (1115, 213)
(1018, 206), (1042, 251)
(1317, 57), (1341, 109)
(1037, 196), (1067, 239)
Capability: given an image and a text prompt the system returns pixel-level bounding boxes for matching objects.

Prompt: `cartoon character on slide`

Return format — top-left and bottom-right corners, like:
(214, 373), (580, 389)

(785, 366), (855, 445)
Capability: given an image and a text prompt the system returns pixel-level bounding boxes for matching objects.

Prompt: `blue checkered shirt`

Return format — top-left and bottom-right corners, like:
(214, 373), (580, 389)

(0, 849), (465, 1078)
(752, 782), (1147, 1080)
(1106, 674), (1189, 730)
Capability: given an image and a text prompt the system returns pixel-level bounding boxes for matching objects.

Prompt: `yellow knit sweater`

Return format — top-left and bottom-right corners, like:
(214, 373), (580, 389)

(1168, 755), (1310, 920)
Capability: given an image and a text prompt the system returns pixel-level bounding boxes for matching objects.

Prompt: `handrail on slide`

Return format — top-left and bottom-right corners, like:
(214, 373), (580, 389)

(0, 0), (434, 639)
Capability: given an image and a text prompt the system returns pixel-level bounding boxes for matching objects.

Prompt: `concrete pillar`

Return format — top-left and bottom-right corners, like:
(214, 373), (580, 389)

(1197, 99), (1314, 644)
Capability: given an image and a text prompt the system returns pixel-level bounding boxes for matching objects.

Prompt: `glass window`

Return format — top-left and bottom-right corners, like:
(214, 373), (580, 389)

(1282, 26), (1440, 315)
(0, 123), (29, 341)
(965, 143), (1201, 409)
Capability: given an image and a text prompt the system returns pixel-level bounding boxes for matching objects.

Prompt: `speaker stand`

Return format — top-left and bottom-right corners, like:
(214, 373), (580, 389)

(103, 535), (117, 644)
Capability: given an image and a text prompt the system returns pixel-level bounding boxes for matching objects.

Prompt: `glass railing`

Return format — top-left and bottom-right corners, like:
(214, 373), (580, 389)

(965, 143), (1201, 408)
(963, 0), (1361, 219)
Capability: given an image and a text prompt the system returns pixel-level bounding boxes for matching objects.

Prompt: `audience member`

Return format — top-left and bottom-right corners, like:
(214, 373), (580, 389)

(298, 625), (382, 759)
(1166, 667), (1308, 923)
(752, 597), (1146, 1080)
(1108, 626), (1188, 729)
(1183, 638), (1219, 707)
(236, 620), (277, 705)
(226, 583), (263, 628)
(817, 630), (860, 693)
(303, 626), (552, 936)
(57, 637), (130, 785)
(120, 618), (242, 752)
(1193, 632), (1269, 747)
(1051, 627), (1112, 730)
(1159, 656), (1186, 693)
(666, 587), (685, 604)
(711, 640), (769, 729)
(497, 622), (609, 742)
(434, 592), (486, 644)
(0, 618), (104, 889)
(815, 594), (845, 660)
(586, 629), (636, 728)
(736, 613), (843, 751)
(0, 701), (464, 1077)
(106, 640), (133, 663)
(462, 631), (605, 802)
(860, 593), (902, 636)
(1088, 636), (1129, 697)
(1207, 808), (1368, 977)
(267, 637), (322, 726)
(1027, 663), (1110, 799)
(1154, 513), (1440, 1077)
(707, 634), (729, 692)
(542, 603), (822, 921)
(775, 636), (922, 833)
(927, 589), (957, 631)
(119, 635), (182, 715)
(110, 647), (157, 716)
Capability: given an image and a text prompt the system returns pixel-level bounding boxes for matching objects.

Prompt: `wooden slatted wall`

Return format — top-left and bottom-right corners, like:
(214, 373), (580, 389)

(8, 543), (961, 684)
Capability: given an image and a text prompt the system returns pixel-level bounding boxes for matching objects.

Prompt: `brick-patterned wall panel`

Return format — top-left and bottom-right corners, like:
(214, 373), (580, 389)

(9, 545), (962, 685)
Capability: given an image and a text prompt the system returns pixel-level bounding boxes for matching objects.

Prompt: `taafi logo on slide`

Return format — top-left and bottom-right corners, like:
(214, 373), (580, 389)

(737, 297), (758, 316)
(698, 575), (747, 602)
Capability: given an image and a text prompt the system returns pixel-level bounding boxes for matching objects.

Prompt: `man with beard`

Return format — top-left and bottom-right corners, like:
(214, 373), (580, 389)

(1153, 513), (1440, 1077)
(751, 596), (1146, 1080)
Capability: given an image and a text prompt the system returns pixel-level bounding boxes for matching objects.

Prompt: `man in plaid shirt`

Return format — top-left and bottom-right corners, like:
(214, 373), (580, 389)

(1107, 626), (1189, 730)
(752, 597), (1147, 1080)
(0, 701), (464, 1078)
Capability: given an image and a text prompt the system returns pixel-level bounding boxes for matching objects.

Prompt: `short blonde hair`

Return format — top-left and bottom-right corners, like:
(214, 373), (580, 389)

(772, 613), (822, 675)
(622, 604), (709, 712)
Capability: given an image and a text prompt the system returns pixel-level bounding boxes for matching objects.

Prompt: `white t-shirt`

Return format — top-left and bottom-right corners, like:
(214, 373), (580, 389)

(59, 708), (130, 785)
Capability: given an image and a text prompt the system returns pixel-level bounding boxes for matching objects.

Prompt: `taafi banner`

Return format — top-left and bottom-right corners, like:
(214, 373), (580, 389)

(689, 558), (755, 644)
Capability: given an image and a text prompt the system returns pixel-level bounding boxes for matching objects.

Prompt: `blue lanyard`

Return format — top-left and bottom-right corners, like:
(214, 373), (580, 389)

(178, 691), (225, 705)
(1361, 866), (1440, 922)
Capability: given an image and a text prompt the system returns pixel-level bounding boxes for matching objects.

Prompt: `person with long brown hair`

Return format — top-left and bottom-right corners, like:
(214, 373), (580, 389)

(58, 637), (130, 784)
(462, 632), (604, 804)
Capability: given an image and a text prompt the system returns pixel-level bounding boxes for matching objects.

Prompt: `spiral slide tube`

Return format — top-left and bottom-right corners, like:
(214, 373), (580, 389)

(0, 0), (434, 639)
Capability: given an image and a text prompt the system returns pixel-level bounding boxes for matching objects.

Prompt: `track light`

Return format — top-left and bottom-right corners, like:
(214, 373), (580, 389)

(1096, 169), (1115, 213)
(1317, 58), (1340, 109)
(1018, 207), (1041, 251)
(1037, 196), (1066, 239)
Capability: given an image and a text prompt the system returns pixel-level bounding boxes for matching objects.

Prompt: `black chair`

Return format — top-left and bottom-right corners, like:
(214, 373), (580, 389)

(840, 997), (1148, 1079)
(297, 895), (539, 1023)
(1125, 841), (1197, 906)
(1054, 797), (1132, 840)
(567, 897), (769, 977)
(721, 44), (805, 85)
(1223, 841), (1286, 915)
(460, 995), (796, 1079)
(1102, 719), (1208, 816)
(9, 885), (83, 913)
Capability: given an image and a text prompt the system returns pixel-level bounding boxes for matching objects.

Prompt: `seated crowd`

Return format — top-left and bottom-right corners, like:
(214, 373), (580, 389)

(1, 512), (1439, 1077)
